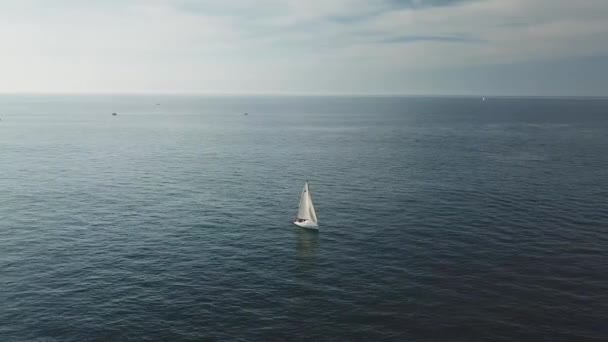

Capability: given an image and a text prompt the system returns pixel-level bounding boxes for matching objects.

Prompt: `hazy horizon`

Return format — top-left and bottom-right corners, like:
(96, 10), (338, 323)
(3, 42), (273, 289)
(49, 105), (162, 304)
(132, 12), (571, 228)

(1, 92), (607, 99)
(2, 0), (608, 96)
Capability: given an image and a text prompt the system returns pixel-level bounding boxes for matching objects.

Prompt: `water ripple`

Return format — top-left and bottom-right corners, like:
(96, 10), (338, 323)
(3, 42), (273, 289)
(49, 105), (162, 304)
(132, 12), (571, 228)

(1, 96), (607, 341)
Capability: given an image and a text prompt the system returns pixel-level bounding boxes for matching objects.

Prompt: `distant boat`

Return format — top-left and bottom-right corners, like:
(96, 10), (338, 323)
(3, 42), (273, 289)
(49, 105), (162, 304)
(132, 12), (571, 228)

(482, 97), (486, 101)
(244, 113), (248, 115)
(293, 181), (318, 230)
(112, 112), (117, 116)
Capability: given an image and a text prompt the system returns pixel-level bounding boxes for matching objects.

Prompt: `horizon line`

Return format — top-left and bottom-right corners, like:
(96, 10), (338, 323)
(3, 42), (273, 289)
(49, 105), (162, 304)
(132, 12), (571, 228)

(0, 92), (607, 99)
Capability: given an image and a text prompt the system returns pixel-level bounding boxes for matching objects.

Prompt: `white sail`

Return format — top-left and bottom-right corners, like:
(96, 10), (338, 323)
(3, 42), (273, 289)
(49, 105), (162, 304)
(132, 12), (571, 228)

(308, 191), (317, 224)
(297, 182), (318, 224)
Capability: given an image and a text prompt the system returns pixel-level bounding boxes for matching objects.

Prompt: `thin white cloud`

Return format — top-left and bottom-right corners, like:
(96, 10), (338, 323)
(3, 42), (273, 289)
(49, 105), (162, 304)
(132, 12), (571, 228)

(0, 0), (607, 94)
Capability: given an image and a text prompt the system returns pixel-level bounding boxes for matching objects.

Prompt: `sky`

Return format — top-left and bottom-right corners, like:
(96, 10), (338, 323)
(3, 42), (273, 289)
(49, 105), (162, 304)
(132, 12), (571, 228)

(1, 0), (607, 96)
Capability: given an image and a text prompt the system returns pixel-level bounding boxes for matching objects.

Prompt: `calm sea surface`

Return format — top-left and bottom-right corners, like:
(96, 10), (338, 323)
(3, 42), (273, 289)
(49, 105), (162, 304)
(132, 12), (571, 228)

(1, 95), (607, 341)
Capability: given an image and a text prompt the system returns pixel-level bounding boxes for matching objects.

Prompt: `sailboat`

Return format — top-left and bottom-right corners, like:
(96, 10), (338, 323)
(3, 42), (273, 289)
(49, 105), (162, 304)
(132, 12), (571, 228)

(294, 181), (318, 230)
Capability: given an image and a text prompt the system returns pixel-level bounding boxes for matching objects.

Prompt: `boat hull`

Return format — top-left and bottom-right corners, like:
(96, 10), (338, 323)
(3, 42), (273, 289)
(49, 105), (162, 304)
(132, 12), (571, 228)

(293, 220), (319, 230)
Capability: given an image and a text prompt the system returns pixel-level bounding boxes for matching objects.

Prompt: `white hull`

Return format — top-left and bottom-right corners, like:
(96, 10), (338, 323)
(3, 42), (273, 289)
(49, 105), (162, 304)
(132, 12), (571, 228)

(293, 220), (318, 230)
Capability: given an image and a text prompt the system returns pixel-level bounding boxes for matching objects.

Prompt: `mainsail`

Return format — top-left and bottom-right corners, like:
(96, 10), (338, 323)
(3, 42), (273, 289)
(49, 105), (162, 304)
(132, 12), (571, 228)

(297, 182), (318, 224)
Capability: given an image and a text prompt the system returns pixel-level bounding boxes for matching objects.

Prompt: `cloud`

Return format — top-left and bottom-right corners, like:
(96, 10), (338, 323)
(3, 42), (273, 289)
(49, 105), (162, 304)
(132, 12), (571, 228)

(0, 0), (607, 94)
(381, 35), (486, 44)
(389, 0), (477, 9)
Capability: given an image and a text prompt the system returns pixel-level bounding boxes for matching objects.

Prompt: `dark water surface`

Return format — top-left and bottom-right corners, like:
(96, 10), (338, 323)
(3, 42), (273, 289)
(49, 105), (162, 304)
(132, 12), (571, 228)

(1, 95), (607, 341)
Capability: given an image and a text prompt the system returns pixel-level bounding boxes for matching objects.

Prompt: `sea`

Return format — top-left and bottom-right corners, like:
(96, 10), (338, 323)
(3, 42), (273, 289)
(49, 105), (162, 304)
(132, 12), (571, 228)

(0, 95), (607, 341)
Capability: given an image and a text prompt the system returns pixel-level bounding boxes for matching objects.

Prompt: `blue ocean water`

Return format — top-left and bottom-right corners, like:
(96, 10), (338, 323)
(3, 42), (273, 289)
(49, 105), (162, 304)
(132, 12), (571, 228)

(0, 95), (607, 341)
